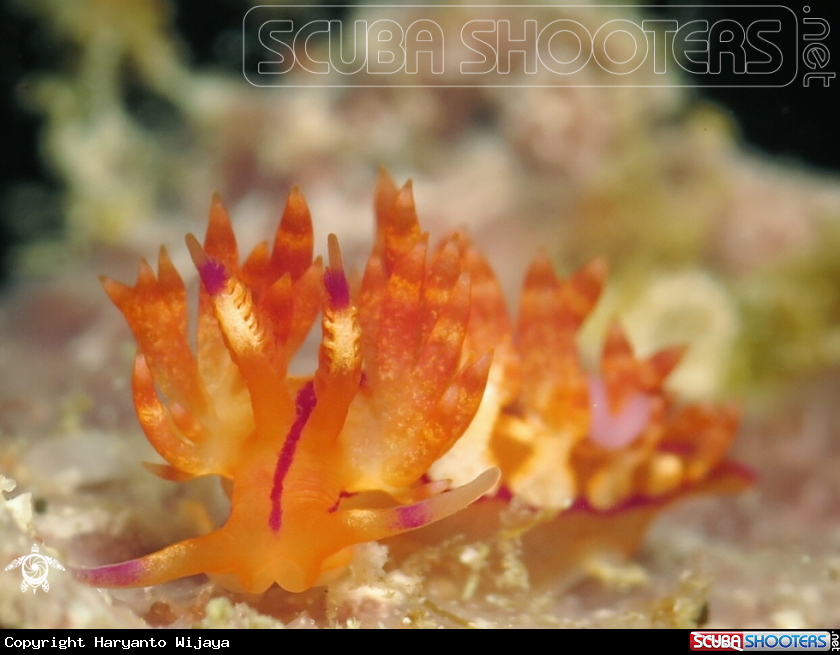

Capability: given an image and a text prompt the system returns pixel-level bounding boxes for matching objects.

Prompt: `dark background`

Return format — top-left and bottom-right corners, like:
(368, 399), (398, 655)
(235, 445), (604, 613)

(1, 0), (838, 288)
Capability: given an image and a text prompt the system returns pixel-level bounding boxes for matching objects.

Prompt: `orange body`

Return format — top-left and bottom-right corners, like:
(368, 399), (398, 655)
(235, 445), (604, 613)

(75, 171), (751, 593)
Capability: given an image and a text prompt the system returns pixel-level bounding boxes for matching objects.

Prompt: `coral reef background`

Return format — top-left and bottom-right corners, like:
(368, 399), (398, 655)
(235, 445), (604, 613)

(1, 0), (840, 628)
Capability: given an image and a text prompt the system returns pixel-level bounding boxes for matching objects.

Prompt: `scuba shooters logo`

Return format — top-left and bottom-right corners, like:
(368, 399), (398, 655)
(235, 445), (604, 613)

(690, 631), (837, 651)
(243, 5), (800, 87)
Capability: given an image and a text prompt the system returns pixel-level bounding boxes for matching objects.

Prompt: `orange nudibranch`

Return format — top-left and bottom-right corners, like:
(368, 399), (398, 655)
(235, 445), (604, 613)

(76, 171), (751, 593)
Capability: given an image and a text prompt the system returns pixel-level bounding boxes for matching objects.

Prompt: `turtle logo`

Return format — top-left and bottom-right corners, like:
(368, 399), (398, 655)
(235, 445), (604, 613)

(4, 544), (65, 593)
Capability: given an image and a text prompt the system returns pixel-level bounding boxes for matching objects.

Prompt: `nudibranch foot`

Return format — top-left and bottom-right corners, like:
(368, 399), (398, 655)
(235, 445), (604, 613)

(72, 468), (501, 594)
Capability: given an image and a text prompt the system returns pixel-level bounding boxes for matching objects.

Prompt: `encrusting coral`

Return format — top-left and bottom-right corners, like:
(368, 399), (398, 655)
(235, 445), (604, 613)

(74, 171), (752, 594)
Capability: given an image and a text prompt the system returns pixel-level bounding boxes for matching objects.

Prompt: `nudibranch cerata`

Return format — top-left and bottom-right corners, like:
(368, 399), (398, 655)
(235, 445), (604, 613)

(74, 171), (752, 593)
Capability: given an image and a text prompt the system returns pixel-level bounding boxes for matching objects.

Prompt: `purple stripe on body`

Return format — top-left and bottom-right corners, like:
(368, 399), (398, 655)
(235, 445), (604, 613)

(269, 381), (317, 532)
(327, 490), (356, 514)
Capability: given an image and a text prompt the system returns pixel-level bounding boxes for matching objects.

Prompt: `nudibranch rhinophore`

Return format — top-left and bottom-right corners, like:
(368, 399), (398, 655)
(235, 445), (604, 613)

(75, 171), (752, 593)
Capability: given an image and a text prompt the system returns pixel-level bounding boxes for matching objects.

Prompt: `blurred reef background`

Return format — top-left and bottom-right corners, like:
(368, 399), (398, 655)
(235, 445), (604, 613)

(1, 0), (840, 628)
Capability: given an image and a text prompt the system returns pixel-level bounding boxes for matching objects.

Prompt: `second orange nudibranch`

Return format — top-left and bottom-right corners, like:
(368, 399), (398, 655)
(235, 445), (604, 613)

(77, 170), (752, 593)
